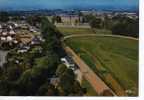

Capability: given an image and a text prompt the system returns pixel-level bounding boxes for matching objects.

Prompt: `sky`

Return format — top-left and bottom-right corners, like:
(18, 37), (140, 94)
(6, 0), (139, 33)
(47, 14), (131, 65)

(0, 0), (139, 11)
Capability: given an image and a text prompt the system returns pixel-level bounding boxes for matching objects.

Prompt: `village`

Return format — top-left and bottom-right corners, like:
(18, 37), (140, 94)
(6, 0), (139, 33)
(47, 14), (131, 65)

(0, 20), (44, 67)
(0, 21), (43, 49)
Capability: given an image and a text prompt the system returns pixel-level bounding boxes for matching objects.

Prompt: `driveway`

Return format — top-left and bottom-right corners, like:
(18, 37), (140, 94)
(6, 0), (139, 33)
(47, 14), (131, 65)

(0, 50), (8, 67)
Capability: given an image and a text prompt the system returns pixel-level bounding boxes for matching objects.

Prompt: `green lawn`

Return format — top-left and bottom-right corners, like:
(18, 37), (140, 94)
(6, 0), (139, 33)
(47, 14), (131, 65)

(66, 36), (138, 96)
(81, 79), (98, 96)
(58, 27), (111, 36)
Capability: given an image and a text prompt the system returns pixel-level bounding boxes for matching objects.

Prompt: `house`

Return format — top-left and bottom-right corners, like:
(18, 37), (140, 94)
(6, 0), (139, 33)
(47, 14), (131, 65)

(0, 37), (6, 41)
(14, 23), (18, 28)
(17, 46), (30, 53)
(61, 56), (76, 71)
(17, 49), (28, 53)
(31, 36), (41, 45)
(50, 77), (60, 88)
(2, 32), (7, 36)
(15, 60), (20, 64)
(17, 34), (33, 44)
(13, 40), (18, 44)
(30, 27), (37, 33)
(9, 30), (16, 35)
(8, 25), (13, 30)
(6, 36), (13, 42)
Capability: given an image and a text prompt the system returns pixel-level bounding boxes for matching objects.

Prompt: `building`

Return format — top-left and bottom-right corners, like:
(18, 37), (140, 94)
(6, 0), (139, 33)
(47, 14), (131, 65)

(50, 77), (60, 88)
(17, 45), (30, 53)
(31, 36), (41, 45)
(58, 14), (82, 25)
(61, 56), (76, 71)
(9, 30), (16, 35)
(17, 34), (33, 44)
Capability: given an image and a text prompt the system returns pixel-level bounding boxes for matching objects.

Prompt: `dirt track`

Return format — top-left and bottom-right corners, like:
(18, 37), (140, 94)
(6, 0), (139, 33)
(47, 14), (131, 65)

(64, 46), (116, 96)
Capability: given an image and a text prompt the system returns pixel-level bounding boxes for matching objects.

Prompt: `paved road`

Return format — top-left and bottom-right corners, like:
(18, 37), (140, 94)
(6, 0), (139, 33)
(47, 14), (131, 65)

(64, 47), (116, 96)
(63, 34), (138, 41)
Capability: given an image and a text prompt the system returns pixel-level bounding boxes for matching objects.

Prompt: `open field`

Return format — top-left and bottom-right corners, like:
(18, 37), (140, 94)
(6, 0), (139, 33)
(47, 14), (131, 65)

(65, 36), (138, 96)
(58, 27), (112, 36)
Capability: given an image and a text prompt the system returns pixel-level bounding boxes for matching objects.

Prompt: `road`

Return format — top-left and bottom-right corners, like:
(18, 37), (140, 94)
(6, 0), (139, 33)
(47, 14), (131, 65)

(64, 46), (116, 96)
(63, 34), (138, 41)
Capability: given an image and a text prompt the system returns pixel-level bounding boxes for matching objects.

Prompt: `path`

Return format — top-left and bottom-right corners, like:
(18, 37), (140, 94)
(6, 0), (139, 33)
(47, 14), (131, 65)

(63, 34), (138, 41)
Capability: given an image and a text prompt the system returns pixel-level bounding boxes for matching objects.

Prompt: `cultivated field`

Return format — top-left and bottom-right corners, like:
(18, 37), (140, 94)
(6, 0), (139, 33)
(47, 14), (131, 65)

(65, 36), (138, 96)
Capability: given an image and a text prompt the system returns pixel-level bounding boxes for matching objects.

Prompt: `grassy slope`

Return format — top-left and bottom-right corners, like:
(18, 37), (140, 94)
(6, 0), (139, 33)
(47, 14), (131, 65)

(66, 37), (138, 95)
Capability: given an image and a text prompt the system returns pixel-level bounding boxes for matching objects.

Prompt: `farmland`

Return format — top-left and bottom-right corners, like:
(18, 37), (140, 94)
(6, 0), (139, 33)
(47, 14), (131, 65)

(65, 36), (138, 96)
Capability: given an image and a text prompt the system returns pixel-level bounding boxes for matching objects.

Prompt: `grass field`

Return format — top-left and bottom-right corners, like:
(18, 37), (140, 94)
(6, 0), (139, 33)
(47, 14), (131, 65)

(65, 36), (138, 96)
(81, 79), (98, 96)
(58, 27), (112, 36)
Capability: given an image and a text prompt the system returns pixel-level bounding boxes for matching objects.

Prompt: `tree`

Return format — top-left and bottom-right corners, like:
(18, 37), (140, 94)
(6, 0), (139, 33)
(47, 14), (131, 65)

(56, 64), (67, 77)
(52, 16), (62, 24)
(0, 12), (9, 22)
(37, 82), (58, 96)
(58, 68), (84, 95)
(18, 70), (35, 95)
(9, 90), (19, 96)
(75, 19), (79, 25)
(103, 15), (112, 29)
(26, 15), (41, 26)
(32, 55), (58, 78)
(111, 17), (139, 37)
(59, 69), (75, 94)
(70, 81), (83, 96)
(0, 80), (9, 95)
(6, 66), (22, 81)
(89, 17), (102, 29)
(41, 17), (62, 39)
(83, 14), (103, 28)
(41, 17), (64, 57)
(11, 16), (21, 21)
(78, 11), (83, 23)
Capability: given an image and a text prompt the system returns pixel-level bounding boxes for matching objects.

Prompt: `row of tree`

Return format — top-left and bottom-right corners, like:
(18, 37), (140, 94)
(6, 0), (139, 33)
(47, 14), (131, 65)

(0, 12), (9, 22)
(83, 14), (139, 38)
